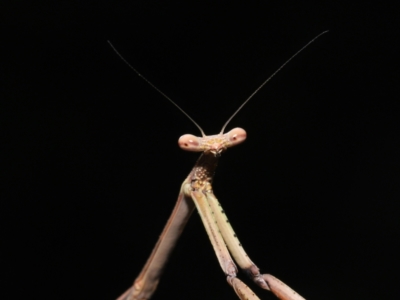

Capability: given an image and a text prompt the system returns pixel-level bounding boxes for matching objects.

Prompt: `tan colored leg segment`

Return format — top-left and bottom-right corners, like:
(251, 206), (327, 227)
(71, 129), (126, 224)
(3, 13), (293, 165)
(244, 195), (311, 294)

(189, 189), (238, 277)
(263, 274), (306, 300)
(206, 192), (269, 290)
(117, 188), (195, 300)
(206, 192), (306, 300)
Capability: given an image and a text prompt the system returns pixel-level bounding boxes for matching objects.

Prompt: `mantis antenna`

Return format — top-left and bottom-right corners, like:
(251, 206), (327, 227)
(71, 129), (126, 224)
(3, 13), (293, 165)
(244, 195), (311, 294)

(220, 30), (328, 134)
(107, 41), (206, 137)
(108, 30), (328, 136)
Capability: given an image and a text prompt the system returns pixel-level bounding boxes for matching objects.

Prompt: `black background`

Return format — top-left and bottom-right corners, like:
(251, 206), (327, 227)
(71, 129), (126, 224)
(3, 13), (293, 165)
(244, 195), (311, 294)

(2, 2), (399, 299)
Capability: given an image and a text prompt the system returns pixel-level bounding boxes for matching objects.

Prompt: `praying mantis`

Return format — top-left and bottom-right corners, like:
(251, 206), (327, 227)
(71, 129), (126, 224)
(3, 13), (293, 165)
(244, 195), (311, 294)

(110, 31), (327, 300)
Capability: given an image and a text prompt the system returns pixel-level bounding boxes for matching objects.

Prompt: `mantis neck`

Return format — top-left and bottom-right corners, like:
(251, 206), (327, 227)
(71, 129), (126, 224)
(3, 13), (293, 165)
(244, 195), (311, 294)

(189, 152), (220, 190)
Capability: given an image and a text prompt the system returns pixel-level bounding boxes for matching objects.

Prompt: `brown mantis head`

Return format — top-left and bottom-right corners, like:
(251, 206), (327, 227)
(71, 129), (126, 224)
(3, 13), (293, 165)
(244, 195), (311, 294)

(178, 127), (247, 156)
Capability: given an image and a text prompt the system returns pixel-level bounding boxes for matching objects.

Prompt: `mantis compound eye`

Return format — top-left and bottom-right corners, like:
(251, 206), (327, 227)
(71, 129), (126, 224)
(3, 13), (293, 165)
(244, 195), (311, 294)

(178, 134), (202, 152)
(226, 127), (247, 148)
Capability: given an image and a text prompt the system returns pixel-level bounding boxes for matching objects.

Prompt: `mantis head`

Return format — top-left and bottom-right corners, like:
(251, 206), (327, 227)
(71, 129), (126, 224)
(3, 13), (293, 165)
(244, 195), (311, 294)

(178, 127), (247, 156)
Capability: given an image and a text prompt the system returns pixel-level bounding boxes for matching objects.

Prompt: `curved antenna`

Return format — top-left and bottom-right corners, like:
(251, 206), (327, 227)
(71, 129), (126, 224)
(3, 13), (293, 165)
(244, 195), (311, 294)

(108, 41), (206, 137)
(220, 30), (329, 134)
